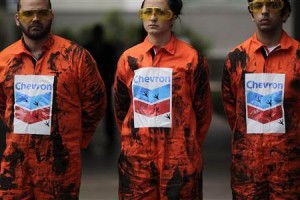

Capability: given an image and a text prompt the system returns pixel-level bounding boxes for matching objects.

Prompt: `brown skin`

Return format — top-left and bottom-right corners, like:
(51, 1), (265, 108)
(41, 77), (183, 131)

(15, 0), (53, 59)
(251, 4), (290, 47)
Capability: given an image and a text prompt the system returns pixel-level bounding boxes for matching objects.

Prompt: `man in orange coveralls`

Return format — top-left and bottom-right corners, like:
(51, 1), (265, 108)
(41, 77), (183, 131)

(0, 0), (107, 199)
(222, 0), (300, 199)
(114, 0), (213, 199)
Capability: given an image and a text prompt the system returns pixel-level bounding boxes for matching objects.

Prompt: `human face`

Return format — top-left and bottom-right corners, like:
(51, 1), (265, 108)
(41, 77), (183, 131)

(15, 0), (53, 41)
(141, 0), (175, 37)
(250, 0), (287, 34)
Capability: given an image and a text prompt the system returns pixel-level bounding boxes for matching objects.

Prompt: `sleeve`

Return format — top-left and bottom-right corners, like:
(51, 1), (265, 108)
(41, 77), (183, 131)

(113, 54), (131, 132)
(78, 49), (107, 148)
(0, 56), (6, 124)
(192, 53), (213, 145)
(0, 84), (6, 122)
(221, 57), (236, 131)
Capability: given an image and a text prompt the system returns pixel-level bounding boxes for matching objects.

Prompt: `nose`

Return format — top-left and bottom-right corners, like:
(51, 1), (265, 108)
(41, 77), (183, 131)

(32, 12), (39, 21)
(261, 4), (269, 14)
(150, 12), (157, 21)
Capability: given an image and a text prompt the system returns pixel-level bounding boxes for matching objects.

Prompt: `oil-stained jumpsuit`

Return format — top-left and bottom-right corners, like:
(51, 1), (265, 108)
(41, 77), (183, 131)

(222, 31), (300, 199)
(0, 34), (107, 199)
(114, 34), (213, 199)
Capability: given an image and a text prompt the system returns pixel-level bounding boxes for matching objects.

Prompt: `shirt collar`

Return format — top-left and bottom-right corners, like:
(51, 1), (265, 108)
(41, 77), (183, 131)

(143, 34), (176, 55)
(12, 33), (55, 55)
(251, 31), (293, 52)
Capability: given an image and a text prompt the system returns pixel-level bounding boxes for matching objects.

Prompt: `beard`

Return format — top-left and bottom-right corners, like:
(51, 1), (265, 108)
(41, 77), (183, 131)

(18, 20), (52, 41)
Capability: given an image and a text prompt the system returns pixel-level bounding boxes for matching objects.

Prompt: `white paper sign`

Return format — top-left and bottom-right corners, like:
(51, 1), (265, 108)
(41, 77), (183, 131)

(245, 73), (285, 134)
(132, 67), (172, 128)
(14, 75), (54, 135)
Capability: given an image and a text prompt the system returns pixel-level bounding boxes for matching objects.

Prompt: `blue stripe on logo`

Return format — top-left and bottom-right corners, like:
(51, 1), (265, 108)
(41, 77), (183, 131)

(15, 92), (52, 110)
(133, 84), (170, 103)
(247, 90), (283, 109)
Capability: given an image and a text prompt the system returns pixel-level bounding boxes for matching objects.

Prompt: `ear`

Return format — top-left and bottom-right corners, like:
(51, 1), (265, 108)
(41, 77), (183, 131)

(282, 12), (290, 23)
(171, 15), (177, 26)
(15, 14), (20, 26)
(50, 11), (54, 20)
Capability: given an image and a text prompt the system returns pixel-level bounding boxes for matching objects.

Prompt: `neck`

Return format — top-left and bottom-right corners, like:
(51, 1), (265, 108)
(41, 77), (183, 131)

(256, 29), (283, 47)
(148, 32), (172, 48)
(23, 34), (49, 59)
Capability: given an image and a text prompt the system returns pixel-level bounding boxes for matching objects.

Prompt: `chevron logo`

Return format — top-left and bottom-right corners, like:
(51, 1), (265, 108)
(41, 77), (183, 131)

(134, 99), (170, 117)
(15, 106), (50, 124)
(245, 73), (285, 133)
(247, 90), (282, 109)
(14, 92), (52, 124)
(246, 90), (283, 123)
(13, 75), (54, 135)
(132, 67), (172, 128)
(15, 92), (52, 110)
(133, 84), (170, 104)
(247, 105), (283, 124)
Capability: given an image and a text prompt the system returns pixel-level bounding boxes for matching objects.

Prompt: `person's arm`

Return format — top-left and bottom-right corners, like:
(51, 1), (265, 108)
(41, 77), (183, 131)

(0, 53), (6, 124)
(0, 85), (6, 123)
(113, 54), (131, 132)
(78, 49), (107, 148)
(221, 57), (236, 131)
(192, 53), (213, 145)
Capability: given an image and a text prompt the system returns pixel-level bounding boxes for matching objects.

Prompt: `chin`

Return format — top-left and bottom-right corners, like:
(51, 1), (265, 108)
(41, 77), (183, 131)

(148, 30), (161, 35)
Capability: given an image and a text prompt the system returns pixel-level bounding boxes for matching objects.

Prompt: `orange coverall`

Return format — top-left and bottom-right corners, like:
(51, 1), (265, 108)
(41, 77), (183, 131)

(222, 31), (300, 199)
(114, 34), (213, 199)
(0, 34), (106, 199)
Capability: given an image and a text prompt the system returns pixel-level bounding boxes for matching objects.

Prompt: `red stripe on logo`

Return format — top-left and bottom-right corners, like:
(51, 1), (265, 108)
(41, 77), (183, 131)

(15, 106), (50, 124)
(247, 105), (283, 124)
(134, 99), (170, 117)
